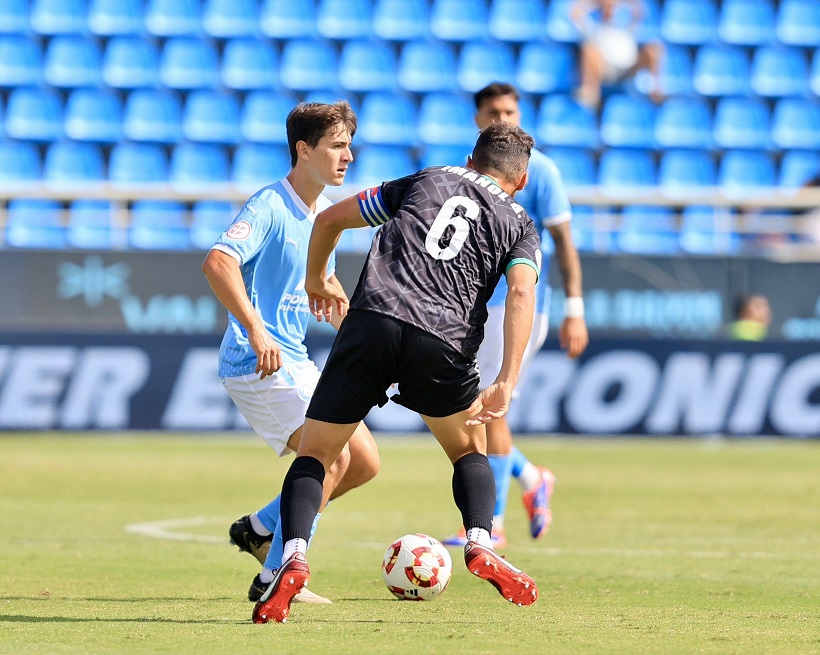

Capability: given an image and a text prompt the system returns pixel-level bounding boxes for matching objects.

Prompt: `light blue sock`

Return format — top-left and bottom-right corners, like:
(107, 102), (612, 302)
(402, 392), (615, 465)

(488, 453), (513, 518)
(255, 495), (281, 535)
(264, 511), (322, 571)
(510, 446), (529, 479)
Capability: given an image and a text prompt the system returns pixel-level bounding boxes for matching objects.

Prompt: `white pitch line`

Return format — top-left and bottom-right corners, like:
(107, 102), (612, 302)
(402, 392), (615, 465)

(125, 516), (229, 544)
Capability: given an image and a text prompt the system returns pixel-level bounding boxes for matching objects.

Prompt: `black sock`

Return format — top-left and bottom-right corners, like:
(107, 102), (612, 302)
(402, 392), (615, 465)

(280, 456), (325, 542)
(452, 452), (495, 533)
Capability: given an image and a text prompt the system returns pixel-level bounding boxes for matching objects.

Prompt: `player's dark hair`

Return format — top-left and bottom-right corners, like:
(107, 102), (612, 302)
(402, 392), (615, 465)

(286, 100), (357, 167)
(471, 122), (534, 183)
(474, 82), (520, 111)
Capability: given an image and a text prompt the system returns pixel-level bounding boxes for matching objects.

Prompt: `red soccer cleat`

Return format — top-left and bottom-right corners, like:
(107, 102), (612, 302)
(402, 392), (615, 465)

(251, 552), (310, 624)
(464, 542), (538, 606)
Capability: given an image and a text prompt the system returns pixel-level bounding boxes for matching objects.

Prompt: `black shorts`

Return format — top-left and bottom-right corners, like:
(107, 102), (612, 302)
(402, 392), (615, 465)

(306, 309), (480, 424)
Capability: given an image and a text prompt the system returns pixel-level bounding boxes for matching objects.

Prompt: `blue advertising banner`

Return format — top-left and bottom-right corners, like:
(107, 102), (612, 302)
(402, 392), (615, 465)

(0, 333), (816, 437)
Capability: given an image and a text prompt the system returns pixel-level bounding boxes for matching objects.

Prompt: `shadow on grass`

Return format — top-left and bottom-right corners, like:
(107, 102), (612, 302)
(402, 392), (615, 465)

(0, 615), (245, 625)
(2, 596), (234, 603)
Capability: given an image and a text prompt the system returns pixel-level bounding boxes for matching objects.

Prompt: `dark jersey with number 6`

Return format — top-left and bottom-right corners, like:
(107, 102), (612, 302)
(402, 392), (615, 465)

(353, 166), (542, 358)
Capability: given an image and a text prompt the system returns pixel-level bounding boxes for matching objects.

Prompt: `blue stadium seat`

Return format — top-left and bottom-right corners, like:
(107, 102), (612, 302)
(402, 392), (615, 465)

(776, 0), (820, 47)
(31, 0), (86, 35)
(489, 0), (546, 42)
(203, 0), (259, 38)
(221, 39), (278, 90)
(129, 201), (190, 249)
(357, 92), (418, 146)
(679, 206), (740, 255)
(240, 91), (295, 144)
(0, 141), (41, 180)
(430, 0), (488, 42)
(648, 43), (693, 97)
(190, 201), (236, 250)
(0, 0), (27, 34)
(417, 93), (478, 147)
(349, 145), (416, 187)
(713, 98), (771, 150)
(600, 95), (656, 149)
(419, 144), (468, 169)
(317, 0), (372, 40)
(232, 143), (290, 187)
(170, 143), (229, 186)
(750, 46), (809, 98)
(67, 201), (122, 250)
(598, 149), (656, 189)
(44, 142), (105, 182)
(145, 0), (201, 37)
(546, 0), (580, 42)
(772, 99), (820, 151)
(159, 38), (220, 90)
(6, 200), (66, 249)
(64, 89), (123, 144)
(660, 0), (717, 45)
(812, 50), (820, 97)
(718, 150), (776, 193)
(43, 36), (103, 88)
(654, 97), (712, 149)
(397, 40), (457, 93)
(123, 89), (182, 143)
(571, 206), (614, 253)
(109, 142), (169, 183)
(0, 35), (43, 86)
(5, 87), (63, 141)
(635, 0), (661, 44)
(516, 42), (576, 95)
(718, 0), (775, 46)
(373, 0), (429, 41)
(260, 0), (316, 39)
(617, 206), (679, 254)
(517, 92), (537, 136)
(102, 37), (160, 89)
(88, 0), (144, 36)
(536, 95), (599, 149)
(457, 41), (516, 93)
(692, 45), (750, 97)
(339, 40), (397, 93)
(182, 90), (241, 144)
(658, 149), (716, 192)
(779, 150), (820, 188)
(279, 39), (338, 92)
(545, 148), (596, 187)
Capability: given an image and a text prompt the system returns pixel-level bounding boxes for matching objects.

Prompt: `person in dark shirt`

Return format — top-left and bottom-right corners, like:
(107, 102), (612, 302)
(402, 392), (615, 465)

(252, 122), (542, 624)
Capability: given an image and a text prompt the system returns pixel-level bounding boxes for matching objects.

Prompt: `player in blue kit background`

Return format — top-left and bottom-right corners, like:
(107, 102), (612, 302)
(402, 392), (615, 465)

(444, 83), (589, 549)
(201, 101), (380, 605)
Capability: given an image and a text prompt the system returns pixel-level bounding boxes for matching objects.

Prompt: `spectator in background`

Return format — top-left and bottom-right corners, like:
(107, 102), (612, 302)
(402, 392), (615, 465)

(570, 0), (664, 108)
(728, 294), (772, 341)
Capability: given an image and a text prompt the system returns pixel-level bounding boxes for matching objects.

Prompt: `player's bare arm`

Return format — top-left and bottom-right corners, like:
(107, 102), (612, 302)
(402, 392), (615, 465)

(548, 222), (589, 359)
(306, 195), (368, 322)
(467, 263), (537, 427)
(201, 249), (282, 378)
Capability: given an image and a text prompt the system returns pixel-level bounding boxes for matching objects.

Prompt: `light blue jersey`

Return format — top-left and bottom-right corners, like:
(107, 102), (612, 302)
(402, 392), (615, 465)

(212, 178), (336, 377)
(488, 148), (572, 314)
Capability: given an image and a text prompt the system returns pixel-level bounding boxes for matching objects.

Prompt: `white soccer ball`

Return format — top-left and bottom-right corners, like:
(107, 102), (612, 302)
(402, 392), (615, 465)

(381, 533), (453, 601)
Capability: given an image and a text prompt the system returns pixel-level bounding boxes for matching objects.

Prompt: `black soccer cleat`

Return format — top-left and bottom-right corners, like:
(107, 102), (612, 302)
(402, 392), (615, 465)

(228, 515), (273, 565)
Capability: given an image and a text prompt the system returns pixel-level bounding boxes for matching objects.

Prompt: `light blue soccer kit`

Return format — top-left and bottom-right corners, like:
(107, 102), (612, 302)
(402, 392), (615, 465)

(212, 178), (334, 571)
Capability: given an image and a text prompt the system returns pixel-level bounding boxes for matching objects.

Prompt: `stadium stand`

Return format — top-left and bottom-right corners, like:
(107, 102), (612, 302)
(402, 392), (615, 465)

(0, 0), (819, 253)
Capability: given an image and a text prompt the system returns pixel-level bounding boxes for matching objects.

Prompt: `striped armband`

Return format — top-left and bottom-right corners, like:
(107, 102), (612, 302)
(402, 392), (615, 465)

(357, 187), (391, 227)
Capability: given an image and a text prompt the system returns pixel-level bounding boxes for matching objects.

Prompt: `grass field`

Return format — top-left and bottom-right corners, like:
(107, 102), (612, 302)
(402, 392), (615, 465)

(1, 434), (818, 655)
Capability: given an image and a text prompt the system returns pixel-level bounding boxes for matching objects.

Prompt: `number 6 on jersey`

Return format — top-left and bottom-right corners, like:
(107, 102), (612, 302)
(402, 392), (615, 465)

(424, 195), (478, 261)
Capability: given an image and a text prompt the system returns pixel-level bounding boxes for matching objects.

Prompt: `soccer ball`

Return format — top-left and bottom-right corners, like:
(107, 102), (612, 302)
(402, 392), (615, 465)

(381, 533), (452, 601)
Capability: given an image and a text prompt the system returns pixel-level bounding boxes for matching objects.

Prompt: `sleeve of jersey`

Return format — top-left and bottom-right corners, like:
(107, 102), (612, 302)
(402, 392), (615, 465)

(536, 160), (572, 228)
(357, 187), (393, 227)
(212, 196), (273, 264)
(505, 223), (542, 281)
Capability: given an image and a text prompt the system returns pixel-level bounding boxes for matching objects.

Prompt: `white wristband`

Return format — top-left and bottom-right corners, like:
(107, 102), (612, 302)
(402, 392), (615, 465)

(564, 296), (585, 318)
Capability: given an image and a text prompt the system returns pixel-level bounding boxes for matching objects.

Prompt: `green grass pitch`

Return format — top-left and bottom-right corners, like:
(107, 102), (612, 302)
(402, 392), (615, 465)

(1, 434), (818, 654)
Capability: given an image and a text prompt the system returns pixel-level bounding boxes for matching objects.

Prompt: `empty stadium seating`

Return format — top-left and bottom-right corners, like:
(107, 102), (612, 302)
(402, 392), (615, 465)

(1, 0), (819, 254)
